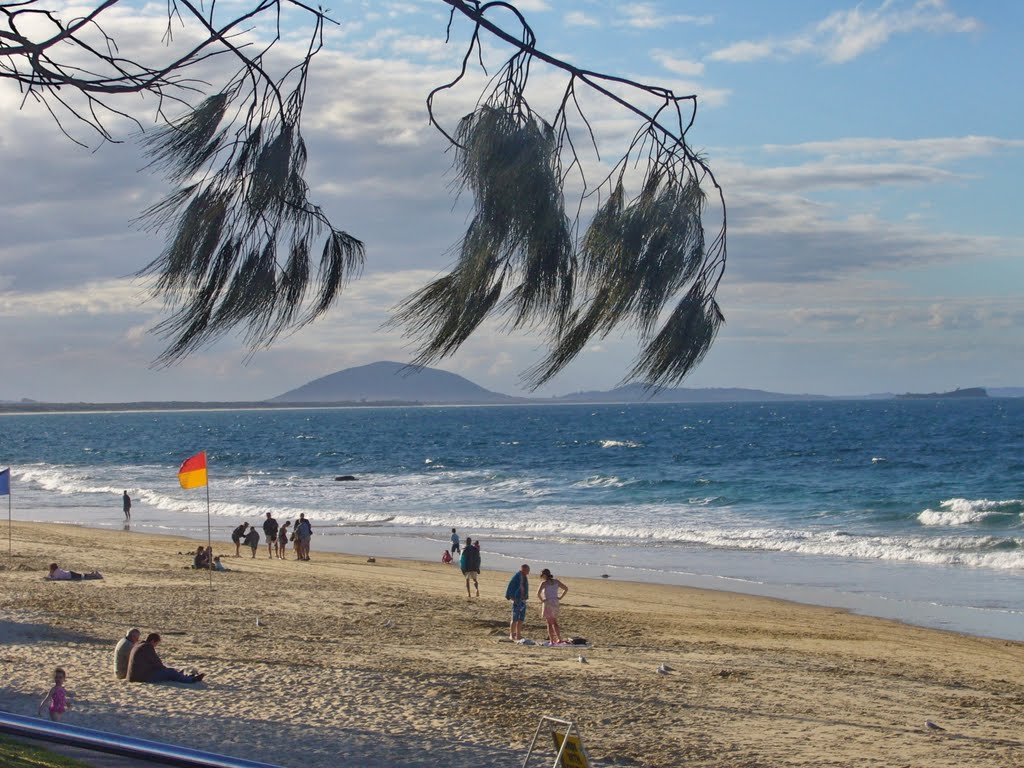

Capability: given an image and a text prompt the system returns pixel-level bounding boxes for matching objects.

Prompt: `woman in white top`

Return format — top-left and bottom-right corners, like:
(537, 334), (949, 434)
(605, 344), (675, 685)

(537, 568), (569, 644)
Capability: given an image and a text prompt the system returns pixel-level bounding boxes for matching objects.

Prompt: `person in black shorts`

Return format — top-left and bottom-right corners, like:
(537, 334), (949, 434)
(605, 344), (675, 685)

(262, 512), (279, 559)
(231, 522), (249, 557)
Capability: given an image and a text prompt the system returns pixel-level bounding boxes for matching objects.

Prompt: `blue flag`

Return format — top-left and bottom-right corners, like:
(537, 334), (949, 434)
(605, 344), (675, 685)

(0, 468), (9, 496)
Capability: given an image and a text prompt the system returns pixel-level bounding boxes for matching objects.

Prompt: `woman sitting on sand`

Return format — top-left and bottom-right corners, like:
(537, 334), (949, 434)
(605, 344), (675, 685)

(193, 547), (211, 569)
(47, 563), (102, 581)
(537, 568), (569, 645)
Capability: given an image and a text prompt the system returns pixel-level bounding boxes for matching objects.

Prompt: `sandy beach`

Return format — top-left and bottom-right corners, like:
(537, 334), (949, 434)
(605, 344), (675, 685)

(1, 521), (1023, 767)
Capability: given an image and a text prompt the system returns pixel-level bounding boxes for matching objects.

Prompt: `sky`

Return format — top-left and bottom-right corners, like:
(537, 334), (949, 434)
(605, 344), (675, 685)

(1, 0), (1022, 402)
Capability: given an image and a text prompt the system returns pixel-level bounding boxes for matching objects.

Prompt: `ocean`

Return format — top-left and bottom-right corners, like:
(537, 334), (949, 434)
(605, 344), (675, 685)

(2, 400), (1023, 640)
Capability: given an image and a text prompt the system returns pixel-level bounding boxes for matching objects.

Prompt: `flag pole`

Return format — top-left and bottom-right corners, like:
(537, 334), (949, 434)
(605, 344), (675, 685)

(7, 488), (11, 561)
(206, 460), (213, 588)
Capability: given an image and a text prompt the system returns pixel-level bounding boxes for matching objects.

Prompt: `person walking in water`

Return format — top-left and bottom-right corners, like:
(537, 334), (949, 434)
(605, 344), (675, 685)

(450, 528), (460, 555)
(122, 491), (132, 522)
(537, 568), (569, 644)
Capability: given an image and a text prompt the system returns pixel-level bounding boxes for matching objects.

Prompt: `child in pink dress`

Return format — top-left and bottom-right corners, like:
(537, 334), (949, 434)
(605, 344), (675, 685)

(38, 667), (71, 721)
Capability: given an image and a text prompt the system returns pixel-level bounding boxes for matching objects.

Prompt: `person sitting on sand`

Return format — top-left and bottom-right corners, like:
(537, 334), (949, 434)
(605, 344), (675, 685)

(47, 563), (103, 580)
(212, 555), (230, 572)
(127, 633), (204, 684)
(441, 549), (452, 564)
(193, 547), (210, 570)
(537, 568), (569, 644)
(38, 667), (72, 721)
(114, 628), (141, 680)
(242, 526), (260, 558)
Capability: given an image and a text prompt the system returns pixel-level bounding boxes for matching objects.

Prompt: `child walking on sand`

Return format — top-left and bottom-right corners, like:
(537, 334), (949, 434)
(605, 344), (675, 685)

(38, 667), (71, 721)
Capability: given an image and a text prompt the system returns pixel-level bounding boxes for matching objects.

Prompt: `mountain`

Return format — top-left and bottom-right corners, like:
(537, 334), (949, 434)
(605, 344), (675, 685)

(269, 361), (518, 404)
(896, 387), (988, 399)
(555, 383), (833, 403)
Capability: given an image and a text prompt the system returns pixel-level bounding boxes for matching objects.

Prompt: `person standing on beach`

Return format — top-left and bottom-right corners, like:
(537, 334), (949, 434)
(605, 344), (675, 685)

(114, 628), (141, 680)
(243, 526), (260, 558)
(537, 568), (569, 644)
(295, 513), (313, 561)
(38, 667), (71, 721)
(262, 512), (279, 559)
(460, 537), (481, 598)
(450, 528), (460, 555)
(505, 564), (530, 641)
(122, 491), (131, 522)
(277, 521), (291, 559)
(232, 522), (249, 557)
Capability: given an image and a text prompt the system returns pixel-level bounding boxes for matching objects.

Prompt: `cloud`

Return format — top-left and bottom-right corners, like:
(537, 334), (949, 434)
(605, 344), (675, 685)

(616, 3), (713, 29)
(733, 161), (958, 192)
(650, 51), (705, 77)
(565, 11), (600, 28)
(709, 0), (979, 64)
(763, 135), (1024, 165)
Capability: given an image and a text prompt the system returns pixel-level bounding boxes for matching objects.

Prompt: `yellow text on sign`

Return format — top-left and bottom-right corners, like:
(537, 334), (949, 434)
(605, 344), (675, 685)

(551, 730), (589, 768)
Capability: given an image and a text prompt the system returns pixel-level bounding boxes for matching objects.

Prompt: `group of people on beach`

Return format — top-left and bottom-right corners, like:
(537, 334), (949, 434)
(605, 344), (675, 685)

(229, 512), (313, 561)
(446, 528), (571, 645)
(38, 628), (204, 721)
(505, 563), (570, 644)
(114, 628), (205, 685)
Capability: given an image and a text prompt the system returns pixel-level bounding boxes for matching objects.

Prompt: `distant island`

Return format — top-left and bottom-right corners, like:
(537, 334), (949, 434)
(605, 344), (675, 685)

(0, 363), (1018, 413)
(896, 387), (988, 400)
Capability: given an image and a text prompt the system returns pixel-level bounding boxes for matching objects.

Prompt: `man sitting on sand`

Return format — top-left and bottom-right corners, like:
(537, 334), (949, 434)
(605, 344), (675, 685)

(114, 628), (141, 680)
(127, 633), (204, 684)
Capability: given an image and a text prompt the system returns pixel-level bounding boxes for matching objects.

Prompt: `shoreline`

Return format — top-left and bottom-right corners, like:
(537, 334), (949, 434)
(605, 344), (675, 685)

(2, 521), (1023, 767)
(20, 505), (1024, 644)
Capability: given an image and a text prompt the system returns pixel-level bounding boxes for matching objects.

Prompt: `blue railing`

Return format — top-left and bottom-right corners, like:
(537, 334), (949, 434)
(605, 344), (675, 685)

(0, 710), (282, 768)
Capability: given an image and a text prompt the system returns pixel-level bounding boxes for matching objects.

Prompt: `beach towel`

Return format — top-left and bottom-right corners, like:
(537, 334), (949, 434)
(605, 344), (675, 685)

(540, 640), (591, 648)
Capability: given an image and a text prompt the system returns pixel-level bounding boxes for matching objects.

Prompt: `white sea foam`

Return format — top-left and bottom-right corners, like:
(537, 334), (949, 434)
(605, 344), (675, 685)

(917, 498), (1022, 526)
(599, 439), (642, 449)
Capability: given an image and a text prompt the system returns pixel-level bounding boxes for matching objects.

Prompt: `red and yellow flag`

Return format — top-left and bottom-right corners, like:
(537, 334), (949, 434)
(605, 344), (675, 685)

(178, 451), (208, 489)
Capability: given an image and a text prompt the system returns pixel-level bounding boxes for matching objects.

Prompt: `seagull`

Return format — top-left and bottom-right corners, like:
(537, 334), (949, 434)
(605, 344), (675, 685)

(256, 616), (262, 627)
(577, 655), (588, 664)
(381, 619), (393, 628)
(925, 720), (946, 732)
(656, 664), (669, 675)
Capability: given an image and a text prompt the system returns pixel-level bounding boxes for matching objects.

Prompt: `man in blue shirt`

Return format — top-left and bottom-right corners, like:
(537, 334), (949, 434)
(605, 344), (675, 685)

(505, 563), (531, 641)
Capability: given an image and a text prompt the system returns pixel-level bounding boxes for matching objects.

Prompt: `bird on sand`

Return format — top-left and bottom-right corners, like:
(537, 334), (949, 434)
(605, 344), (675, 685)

(925, 720), (946, 732)
(578, 655), (588, 664)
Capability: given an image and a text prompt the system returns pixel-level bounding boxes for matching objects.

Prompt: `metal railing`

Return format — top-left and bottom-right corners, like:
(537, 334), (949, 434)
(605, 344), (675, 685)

(0, 710), (282, 768)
